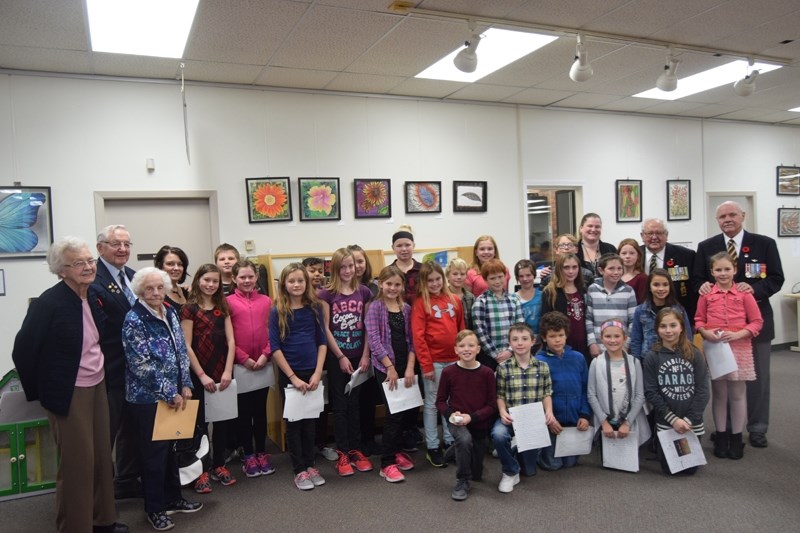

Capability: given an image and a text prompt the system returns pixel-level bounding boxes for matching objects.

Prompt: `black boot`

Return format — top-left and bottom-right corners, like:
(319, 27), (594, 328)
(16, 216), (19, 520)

(728, 433), (745, 460)
(713, 430), (729, 458)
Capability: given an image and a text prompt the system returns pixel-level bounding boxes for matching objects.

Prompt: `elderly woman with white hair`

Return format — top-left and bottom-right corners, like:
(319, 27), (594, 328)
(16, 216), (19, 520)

(12, 236), (127, 533)
(122, 266), (202, 531)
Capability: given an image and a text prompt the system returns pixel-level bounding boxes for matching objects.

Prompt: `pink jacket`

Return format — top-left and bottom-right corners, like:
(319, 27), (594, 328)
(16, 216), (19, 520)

(695, 284), (763, 337)
(227, 289), (272, 364)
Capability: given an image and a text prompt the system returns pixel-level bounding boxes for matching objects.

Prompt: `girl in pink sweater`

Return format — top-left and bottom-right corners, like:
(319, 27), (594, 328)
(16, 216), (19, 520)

(227, 260), (274, 477)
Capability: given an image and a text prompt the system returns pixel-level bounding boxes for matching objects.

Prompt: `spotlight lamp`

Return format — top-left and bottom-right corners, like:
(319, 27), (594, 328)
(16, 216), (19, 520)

(656, 50), (680, 92)
(733, 59), (759, 97)
(453, 32), (482, 73)
(569, 34), (593, 82)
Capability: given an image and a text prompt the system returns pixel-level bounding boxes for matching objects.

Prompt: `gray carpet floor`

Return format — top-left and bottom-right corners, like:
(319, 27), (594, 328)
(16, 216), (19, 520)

(3, 350), (800, 532)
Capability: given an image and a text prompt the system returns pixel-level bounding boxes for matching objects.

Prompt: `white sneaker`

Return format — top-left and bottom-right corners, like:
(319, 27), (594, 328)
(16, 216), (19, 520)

(498, 473), (520, 493)
(320, 446), (338, 461)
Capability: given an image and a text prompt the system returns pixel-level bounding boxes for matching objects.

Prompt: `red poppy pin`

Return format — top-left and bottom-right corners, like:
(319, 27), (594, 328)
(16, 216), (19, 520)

(213, 309), (222, 317)
(741, 246), (750, 254)
(666, 259), (674, 267)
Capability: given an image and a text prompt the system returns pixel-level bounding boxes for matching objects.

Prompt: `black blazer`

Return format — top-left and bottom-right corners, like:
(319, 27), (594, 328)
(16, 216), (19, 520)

(12, 281), (107, 416)
(693, 231), (784, 340)
(576, 239), (616, 277)
(641, 243), (698, 321)
(92, 260), (136, 388)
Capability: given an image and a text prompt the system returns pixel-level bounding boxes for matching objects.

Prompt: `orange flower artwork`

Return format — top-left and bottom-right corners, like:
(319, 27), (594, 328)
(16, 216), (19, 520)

(246, 177), (292, 223)
(254, 183), (287, 218)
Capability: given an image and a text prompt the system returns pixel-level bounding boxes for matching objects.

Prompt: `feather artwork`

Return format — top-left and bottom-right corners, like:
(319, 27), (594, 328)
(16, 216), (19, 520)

(0, 192), (45, 253)
(461, 191), (482, 202)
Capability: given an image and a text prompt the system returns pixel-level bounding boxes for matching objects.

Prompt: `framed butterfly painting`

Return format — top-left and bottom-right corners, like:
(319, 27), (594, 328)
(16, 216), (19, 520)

(453, 181), (487, 212)
(0, 186), (54, 259)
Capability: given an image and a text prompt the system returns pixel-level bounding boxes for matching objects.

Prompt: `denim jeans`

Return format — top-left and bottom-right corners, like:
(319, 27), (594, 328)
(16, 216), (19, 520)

(538, 431), (579, 471)
(423, 361), (454, 450)
(490, 418), (541, 476)
(447, 423), (488, 481)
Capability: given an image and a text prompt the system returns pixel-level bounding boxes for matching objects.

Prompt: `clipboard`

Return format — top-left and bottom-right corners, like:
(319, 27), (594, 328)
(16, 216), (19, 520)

(152, 399), (199, 441)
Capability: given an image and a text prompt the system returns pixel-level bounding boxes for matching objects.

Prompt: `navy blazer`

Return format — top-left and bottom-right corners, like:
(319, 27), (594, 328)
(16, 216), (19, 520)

(12, 281), (107, 416)
(693, 231), (784, 340)
(641, 242), (697, 321)
(92, 259), (136, 388)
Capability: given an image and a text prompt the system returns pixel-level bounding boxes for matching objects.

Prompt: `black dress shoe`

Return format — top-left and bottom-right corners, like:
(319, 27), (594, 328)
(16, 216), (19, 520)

(93, 523), (130, 533)
(749, 432), (768, 448)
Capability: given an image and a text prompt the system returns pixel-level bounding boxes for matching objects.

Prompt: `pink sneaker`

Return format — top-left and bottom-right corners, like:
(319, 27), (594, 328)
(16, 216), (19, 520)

(256, 452), (276, 475)
(379, 464), (405, 483)
(242, 455), (261, 478)
(348, 450), (373, 472)
(395, 452), (415, 471)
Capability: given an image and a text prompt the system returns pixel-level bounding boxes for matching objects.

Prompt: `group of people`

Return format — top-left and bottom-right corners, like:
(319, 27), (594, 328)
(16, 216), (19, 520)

(11, 200), (785, 529)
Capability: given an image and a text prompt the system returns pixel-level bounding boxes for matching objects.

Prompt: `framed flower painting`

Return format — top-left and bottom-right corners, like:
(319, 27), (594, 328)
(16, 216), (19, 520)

(299, 177), (341, 221)
(246, 177), (292, 223)
(354, 179), (391, 218)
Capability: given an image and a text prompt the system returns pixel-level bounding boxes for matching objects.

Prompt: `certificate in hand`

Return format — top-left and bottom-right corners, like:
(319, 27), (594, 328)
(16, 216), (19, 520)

(508, 402), (551, 452)
(283, 384), (325, 422)
(601, 429), (640, 472)
(702, 340), (738, 379)
(204, 379), (239, 423)
(234, 364), (275, 394)
(345, 365), (373, 395)
(657, 429), (707, 474)
(554, 426), (594, 457)
(381, 376), (423, 414)
(152, 399), (199, 441)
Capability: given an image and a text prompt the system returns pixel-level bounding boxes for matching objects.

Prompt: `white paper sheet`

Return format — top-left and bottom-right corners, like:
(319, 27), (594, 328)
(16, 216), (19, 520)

(508, 402), (551, 452)
(601, 429), (640, 472)
(345, 365), (373, 395)
(283, 384), (325, 422)
(204, 379), (238, 422)
(554, 426), (595, 457)
(657, 429), (707, 474)
(702, 340), (738, 379)
(381, 376), (423, 414)
(234, 364), (275, 394)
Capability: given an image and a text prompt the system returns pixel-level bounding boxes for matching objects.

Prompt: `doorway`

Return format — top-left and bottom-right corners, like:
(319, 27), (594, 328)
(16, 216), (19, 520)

(525, 186), (581, 265)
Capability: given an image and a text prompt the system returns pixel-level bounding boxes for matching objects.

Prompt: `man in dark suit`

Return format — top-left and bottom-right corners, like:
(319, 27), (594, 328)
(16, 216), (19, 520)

(693, 202), (784, 448)
(640, 218), (697, 320)
(93, 224), (141, 498)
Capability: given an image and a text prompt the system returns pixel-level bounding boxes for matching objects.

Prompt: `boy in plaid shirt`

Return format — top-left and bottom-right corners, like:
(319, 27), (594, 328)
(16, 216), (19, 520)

(472, 259), (523, 371)
(490, 323), (553, 494)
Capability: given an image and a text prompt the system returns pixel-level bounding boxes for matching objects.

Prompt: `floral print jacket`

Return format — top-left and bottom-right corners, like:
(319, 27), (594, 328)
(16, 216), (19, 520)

(123, 301), (193, 404)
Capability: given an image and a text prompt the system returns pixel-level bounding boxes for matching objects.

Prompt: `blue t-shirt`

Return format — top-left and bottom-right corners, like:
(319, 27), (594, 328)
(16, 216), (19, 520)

(269, 306), (326, 371)
(518, 290), (543, 336)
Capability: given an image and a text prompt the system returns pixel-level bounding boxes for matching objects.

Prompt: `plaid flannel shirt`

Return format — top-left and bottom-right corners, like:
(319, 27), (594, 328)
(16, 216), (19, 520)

(472, 290), (523, 359)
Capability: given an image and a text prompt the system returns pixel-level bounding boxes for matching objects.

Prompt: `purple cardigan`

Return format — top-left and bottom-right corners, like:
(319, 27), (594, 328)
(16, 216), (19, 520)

(365, 299), (414, 373)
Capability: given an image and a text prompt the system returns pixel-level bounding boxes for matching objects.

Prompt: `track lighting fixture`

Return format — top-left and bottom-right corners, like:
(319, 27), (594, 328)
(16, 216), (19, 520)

(453, 31), (482, 73)
(569, 34), (593, 82)
(733, 58), (758, 96)
(656, 48), (680, 92)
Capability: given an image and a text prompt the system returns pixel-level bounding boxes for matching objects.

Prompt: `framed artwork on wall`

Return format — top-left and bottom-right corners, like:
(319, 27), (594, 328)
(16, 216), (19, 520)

(666, 179), (691, 221)
(404, 181), (442, 214)
(453, 181), (487, 212)
(615, 179), (642, 223)
(776, 166), (800, 196)
(353, 179), (391, 219)
(0, 185), (53, 259)
(299, 177), (341, 221)
(245, 177), (292, 223)
(778, 207), (800, 237)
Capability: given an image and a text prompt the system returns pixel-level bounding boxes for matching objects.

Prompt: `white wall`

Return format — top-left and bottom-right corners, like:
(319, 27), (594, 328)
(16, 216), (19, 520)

(1, 73), (798, 373)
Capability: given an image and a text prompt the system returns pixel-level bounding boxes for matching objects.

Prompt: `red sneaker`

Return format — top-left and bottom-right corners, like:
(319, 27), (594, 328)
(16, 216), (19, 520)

(193, 472), (212, 494)
(349, 450), (374, 472)
(211, 466), (237, 486)
(336, 450), (354, 476)
(395, 452), (415, 471)
(379, 464), (405, 483)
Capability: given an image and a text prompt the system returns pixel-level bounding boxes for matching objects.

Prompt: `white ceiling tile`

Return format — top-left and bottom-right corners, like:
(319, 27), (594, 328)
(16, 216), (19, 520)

(254, 67), (338, 89)
(636, 101), (706, 115)
(551, 92), (625, 108)
(0, 0), (87, 49)
(387, 78), (467, 99)
(0, 45), (92, 74)
(502, 88), (575, 106)
(506, 0), (631, 29)
(325, 72), (406, 93)
(92, 53), (182, 80)
(595, 97), (665, 113)
(178, 60), (265, 84)
(447, 83), (525, 102)
(675, 104), (742, 118)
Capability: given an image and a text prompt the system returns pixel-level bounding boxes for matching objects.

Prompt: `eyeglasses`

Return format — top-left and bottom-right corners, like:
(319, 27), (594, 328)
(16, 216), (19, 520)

(101, 241), (133, 249)
(642, 232), (667, 238)
(556, 243), (576, 249)
(69, 258), (97, 269)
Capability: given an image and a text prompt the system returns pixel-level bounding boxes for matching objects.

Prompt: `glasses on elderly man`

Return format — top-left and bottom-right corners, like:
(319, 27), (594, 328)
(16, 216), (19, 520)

(68, 258), (98, 269)
(101, 241), (133, 249)
(642, 232), (667, 237)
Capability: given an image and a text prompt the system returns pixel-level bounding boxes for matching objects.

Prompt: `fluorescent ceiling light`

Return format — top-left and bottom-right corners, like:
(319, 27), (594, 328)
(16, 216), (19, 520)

(790, 107), (800, 112)
(633, 60), (781, 101)
(416, 28), (557, 83)
(87, 0), (199, 58)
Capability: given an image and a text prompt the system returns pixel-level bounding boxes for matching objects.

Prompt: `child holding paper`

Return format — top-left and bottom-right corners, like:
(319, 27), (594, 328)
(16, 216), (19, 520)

(643, 308), (710, 476)
(491, 323), (553, 494)
(695, 252), (762, 460)
(587, 319), (648, 464)
(181, 264), (237, 493)
(269, 263), (327, 490)
(535, 311), (592, 471)
(227, 260), (274, 478)
(436, 330), (497, 500)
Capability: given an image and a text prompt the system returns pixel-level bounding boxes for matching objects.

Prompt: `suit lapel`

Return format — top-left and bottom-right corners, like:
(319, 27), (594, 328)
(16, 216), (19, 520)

(97, 260), (131, 310)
